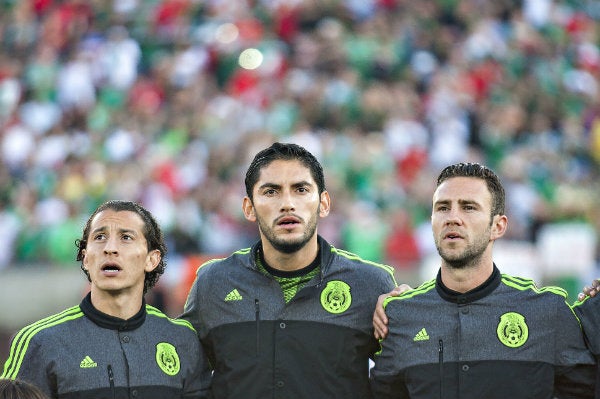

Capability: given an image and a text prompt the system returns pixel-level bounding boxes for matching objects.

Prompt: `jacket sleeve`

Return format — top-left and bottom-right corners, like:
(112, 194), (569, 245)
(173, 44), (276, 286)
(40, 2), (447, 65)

(180, 268), (203, 333)
(182, 334), (213, 399)
(370, 300), (410, 399)
(573, 294), (600, 355)
(553, 299), (597, 399)
(571, 296), (600, 399)
(1, 332), (56, 397)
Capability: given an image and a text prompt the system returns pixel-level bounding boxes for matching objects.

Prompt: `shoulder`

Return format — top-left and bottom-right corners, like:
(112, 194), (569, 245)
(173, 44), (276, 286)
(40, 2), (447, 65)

(145, 305), (196, 334)
(500, 273), (568, 301)
(17, 305), (84, 338)
(329, 246), (395, 277)
(573, 293), (600, 317)
(6, 305), (84, 360)
(384, 279), (437, 309)
(195, 248), (253, 278)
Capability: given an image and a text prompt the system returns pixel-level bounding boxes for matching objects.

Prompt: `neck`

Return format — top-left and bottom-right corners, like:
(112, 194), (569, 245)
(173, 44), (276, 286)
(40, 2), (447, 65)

(262, 237), (319, 272)
(440, 258), (494, 293)
(90, 289), (144, 319)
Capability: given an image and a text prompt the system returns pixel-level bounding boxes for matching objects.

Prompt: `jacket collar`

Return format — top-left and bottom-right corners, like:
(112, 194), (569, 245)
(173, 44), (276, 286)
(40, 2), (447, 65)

(80, 292), (146, 331)
(436, 264), (501, 304)
(249, 235), (334, 276)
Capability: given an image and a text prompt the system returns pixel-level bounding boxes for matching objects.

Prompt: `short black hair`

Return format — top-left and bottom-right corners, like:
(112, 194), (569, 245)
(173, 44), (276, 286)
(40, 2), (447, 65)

(244, 142), (326, 201)
(436, 162), (505, 217)
(75, 200), (166, 294)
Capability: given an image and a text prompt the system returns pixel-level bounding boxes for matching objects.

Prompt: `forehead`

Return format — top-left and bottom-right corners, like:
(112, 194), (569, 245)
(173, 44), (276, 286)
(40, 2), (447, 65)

(255, 159), (315, 186)
(89, 209), (145, 232)
(433, 176), (491, 204)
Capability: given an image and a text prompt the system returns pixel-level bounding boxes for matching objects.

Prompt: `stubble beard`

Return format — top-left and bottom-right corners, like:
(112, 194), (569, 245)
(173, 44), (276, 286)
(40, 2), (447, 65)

(257, 209), (319, 254)
(435, 227), (491, 270)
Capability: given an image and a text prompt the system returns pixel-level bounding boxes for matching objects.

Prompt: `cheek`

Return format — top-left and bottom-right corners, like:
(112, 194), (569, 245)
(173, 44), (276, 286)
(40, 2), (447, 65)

(82, 252), (93, 267)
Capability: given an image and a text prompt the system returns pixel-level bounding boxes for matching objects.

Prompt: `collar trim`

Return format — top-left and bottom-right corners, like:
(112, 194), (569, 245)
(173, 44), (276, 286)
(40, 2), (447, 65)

(436, 264), (501, 304)
(80, 292), (146, 331)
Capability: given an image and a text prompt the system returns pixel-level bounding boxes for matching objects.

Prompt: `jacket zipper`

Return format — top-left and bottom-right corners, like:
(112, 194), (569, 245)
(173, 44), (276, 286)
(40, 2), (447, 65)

(438, 339), (444, 399)
(255, 299), (260, 356)
(107, 364), (115, 399)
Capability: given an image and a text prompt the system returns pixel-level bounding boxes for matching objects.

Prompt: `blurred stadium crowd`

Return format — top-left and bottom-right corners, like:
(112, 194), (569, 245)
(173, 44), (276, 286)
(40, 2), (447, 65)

(1, 0), (600, 289)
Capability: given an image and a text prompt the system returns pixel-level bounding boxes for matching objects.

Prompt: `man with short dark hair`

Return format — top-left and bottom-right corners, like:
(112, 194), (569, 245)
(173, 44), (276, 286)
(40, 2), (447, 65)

(371, 163), (596, 398)
(182, 142), (397, 399)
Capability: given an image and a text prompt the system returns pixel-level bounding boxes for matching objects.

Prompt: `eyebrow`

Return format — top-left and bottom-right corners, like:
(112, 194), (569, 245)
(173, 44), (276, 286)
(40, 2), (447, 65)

(91, 226), (138, 236)
(434, 199), (481, 207)
(258, 180), (312, 190)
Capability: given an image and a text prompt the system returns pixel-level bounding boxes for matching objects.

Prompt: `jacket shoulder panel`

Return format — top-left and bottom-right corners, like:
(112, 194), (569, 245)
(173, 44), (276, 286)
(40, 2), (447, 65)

(500, 274), (568, 299)
(331, 247), (395, 275)
(383, 279), (437, 310)
(2, 305), (84, 379)
(195, 248), (253, 278)
(146, 305), (196, 333)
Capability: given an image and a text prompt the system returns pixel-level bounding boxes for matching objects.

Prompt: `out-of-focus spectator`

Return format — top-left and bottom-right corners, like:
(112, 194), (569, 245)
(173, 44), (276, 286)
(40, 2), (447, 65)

(0, 0), (598, 300)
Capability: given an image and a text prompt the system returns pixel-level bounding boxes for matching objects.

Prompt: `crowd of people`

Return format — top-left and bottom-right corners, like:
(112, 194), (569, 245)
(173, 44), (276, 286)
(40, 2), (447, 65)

(1, 0), (599, 289)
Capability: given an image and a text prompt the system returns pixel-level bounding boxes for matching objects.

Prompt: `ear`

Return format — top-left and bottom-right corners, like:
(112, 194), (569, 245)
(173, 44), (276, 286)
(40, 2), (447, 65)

(145, 249), (161, 272)
(82, 249), (88, 270)
(490, 214), (508, 241)
(319, 191), (331, 218)
(242, 197), (256, 222)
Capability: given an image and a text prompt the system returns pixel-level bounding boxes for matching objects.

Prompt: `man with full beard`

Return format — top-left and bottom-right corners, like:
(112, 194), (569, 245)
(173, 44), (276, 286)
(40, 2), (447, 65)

(370, 163), (596, 399)
(181, 142), (397, 399)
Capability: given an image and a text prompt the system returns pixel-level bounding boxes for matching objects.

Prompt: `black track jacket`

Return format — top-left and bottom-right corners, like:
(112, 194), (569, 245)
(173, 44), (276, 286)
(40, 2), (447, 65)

(1, 293), (212, 399)
(181, 235), (397, 399)
(573, 292), (600, 399)
(370, 266), (596, 399)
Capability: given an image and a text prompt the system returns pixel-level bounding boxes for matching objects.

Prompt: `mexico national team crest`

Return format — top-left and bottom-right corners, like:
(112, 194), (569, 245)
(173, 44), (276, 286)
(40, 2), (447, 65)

(156, 342), (180, 376)
(320, 280), (352, 314)
(497, 312), (528, 348)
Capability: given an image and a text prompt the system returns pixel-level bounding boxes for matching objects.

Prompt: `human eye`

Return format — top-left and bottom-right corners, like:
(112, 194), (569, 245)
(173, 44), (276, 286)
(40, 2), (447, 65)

(121, 233), (134, 241)
(92, 232), (106, 241)
(263, 188), (277, 196)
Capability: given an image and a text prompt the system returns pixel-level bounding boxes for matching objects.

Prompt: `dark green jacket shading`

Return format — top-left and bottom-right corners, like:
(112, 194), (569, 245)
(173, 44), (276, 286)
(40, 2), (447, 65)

(371, 266), (596, 399)
(2, 293), (211, 399)
(181, 235), (397, 399)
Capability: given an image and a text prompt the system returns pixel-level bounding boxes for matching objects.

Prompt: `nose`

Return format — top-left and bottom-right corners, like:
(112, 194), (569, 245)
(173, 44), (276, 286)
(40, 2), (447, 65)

(103, 236), (118, 254)
(444, 208), (462, 225)
(280, 190), (295, 212)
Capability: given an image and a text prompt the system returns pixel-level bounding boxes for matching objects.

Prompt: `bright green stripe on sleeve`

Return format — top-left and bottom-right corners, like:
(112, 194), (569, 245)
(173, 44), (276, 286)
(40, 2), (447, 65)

(383, 279), (436, 308)
(332, 247), (397, 279)
(2, 307), (83, 380)
(501, 275), (567, 298)
(146, 305), (196, 332)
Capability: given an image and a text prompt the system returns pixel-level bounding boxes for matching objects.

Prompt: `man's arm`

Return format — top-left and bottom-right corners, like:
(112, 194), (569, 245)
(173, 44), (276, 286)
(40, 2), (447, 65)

(182, 335), (213, 399)
(2, 334), (54, 398)
(554, 299), (597, 398)
(373, 284), (411, 340)
(370, 297), (411, 399)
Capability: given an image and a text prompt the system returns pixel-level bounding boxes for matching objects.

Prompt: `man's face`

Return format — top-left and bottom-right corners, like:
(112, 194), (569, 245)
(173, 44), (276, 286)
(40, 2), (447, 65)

(243, 159), (330, 254)
(431, 176), (497, 269)
(82, 210), (159, 296)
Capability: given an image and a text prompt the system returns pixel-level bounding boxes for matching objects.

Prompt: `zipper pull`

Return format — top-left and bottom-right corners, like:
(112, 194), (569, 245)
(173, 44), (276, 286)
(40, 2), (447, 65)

(438, 340), (444, 399)
(107, 364), (115, 399)
(255, 299), (260, 356)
